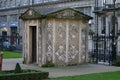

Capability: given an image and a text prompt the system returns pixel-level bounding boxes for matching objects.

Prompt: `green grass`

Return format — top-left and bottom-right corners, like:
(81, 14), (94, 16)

(50, 71), (120, 80)
(1, 51), (22, 58)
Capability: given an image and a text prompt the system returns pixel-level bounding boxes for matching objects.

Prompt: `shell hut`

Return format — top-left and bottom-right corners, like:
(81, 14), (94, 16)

(20, 7), (92, 66)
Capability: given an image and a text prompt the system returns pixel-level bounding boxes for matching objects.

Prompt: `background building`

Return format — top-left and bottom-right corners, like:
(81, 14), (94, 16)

(0, 0), (95, 51)
(94, 0), (120, 64)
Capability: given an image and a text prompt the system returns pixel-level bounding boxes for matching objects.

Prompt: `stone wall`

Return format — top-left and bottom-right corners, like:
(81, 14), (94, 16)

(22, 18), (89, 66)
(45, 19), (88, 66)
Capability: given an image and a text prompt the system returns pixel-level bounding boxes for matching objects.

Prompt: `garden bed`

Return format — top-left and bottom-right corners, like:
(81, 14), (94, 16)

(0, 69), (49, 80)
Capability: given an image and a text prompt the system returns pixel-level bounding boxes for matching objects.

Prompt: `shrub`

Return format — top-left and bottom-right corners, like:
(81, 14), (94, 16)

(14, 63), (22, 73)
(112, 60), (120, 66)
(42, 61), (55, 67)
(0, 70), (49, 80)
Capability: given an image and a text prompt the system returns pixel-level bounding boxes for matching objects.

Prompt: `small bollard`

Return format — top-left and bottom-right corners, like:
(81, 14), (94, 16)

(0, 52), (3, 71)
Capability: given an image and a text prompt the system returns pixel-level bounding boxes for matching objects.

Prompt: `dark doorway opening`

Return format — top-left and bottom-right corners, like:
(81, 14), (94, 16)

(2, 31), (7, 36)
(31, 26), (37, 63)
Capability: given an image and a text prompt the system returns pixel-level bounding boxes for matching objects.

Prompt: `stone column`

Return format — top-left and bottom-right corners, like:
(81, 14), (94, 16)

(41, 19), (47, 65)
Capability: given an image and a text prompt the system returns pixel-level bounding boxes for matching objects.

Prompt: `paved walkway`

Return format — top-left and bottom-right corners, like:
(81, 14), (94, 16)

(2, 58), (120, 78)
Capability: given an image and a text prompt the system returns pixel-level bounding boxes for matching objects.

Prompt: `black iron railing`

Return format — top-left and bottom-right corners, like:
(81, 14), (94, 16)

(0, 36), (22, 51)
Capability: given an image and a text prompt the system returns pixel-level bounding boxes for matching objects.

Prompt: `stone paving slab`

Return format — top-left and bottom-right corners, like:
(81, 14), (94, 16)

(2, 58), (120, 78)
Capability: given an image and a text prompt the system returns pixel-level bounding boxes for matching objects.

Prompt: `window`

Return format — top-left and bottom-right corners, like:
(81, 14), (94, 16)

(0, 16), (7, 27)
(75, 7), (92, 16)
(3, 0), (7, 8)
(101, 17), (106, 34)
(2, 31), (7, 36)
(84, 7), (91, 16)
(10, 0), (16, 7)
(24, 0), (29, 5)
(0, 16), (7, 23)
(11, 27), (17, 36)
(10, 14), (18, 27)
(21, 0), (29, 6)
(102, 0), (106, 6)
(34, 0), (39, 4)
(10, 14), (17, 22)
(0, 1), (2, 8)
(16, 0), (20, 6)
(77, 8), (84, 13)
(117, 17), (120, 32)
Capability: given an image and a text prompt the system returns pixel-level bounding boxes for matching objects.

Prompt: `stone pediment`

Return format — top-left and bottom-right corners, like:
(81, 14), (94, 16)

(46, 8), (92, 20)
(20, 8), (92, 21)
(20, 8), (42, 20)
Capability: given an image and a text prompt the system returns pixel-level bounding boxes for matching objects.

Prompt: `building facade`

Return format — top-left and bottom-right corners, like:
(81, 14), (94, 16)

(93, 0), (120, 64)
(0, 0), (95, 50)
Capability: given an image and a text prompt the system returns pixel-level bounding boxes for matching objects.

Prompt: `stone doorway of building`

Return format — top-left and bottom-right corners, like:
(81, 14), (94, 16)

(30, 26), (37, 63)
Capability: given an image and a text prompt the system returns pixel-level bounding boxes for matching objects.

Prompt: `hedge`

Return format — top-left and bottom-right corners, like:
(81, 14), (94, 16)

(112, 60), (120, 66)
(0, 70), (49, 80)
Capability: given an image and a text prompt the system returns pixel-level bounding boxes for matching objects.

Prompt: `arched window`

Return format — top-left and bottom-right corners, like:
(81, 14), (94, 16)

(101, 16), (106, 34)
(110, 15), (118, 36)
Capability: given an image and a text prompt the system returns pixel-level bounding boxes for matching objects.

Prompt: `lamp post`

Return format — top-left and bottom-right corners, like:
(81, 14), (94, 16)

(111, 0), (116, 62)
(95, 0), (99, 63)
(17, 0), (21, 45)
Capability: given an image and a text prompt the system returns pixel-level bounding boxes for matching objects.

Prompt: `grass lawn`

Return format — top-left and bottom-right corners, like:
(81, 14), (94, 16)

(1, 51), (22, 58)
(50, 71), (120, 80)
